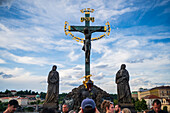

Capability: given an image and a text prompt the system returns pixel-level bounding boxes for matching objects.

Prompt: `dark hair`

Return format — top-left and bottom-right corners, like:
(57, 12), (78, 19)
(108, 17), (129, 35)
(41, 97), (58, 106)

(117, 104), (121, 109)
(8, 99), (19, 108)
(83, 106), (95, 113)
(101, 100), (113, 113)
(153, 99), (161, 106)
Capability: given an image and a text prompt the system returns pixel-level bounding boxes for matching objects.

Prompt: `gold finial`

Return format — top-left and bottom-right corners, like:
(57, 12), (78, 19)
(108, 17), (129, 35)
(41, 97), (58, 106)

(80, 8), (95, 13)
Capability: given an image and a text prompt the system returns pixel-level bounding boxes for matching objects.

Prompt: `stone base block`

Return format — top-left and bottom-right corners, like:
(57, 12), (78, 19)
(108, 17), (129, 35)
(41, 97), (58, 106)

(43, 103), (58, 109)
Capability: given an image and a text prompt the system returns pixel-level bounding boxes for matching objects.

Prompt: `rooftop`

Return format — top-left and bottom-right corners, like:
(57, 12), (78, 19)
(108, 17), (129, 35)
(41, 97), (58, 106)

(143, 95), (161, 99)
(139, 85), (170, 92)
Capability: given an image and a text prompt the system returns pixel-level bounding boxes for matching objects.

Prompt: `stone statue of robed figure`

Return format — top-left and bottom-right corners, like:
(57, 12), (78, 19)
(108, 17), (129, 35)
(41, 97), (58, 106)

(116, 64), (132, 104)
(43, 65), (59, 109)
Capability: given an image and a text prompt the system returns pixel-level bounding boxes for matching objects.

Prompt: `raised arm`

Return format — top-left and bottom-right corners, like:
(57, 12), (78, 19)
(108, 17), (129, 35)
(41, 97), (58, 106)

(71, 26), (84, 33)
(91, 26), (103, 33)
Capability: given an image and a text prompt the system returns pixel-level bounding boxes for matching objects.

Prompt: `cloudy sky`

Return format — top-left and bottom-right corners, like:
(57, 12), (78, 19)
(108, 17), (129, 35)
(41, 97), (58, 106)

(0, 0), (170, 94)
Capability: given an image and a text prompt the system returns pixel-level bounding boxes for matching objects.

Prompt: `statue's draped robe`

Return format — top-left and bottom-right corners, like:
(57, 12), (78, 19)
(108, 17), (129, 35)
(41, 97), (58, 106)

(44, 70), (59, 103)
(116, 69), (132, 103)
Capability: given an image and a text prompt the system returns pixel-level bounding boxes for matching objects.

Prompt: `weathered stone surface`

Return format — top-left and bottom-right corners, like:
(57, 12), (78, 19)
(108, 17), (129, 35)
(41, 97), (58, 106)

(43, 65), (59, 110)
(63, 84), (113, 112)
(43, 103), (58, 109)
(116, 64), (132, 104)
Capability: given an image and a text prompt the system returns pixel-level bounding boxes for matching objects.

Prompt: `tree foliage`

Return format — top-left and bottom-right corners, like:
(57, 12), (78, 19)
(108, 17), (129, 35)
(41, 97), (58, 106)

(59, 93), (68, 104)
(40, 92), (46, 99)
(0, 101), (8, 111)
(113, 99), (118, 105)
(135, 99), (147, 111)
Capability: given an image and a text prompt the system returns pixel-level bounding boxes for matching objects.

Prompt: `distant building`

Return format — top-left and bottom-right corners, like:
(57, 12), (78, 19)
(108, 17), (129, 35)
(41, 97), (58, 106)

(0, 96), (28, 105)
(10, 90), (17, 95)
(138, 86), (170, 100)
(132, 91), (138, 100)
(24, 95), (37, 103)
(16, 97), (28, 105)
(162, 98), (170, 112)
(138, 86), (170, 112)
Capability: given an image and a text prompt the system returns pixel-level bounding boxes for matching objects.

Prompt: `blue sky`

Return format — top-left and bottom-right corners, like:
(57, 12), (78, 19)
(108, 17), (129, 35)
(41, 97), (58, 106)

(0, 0), (170, 94)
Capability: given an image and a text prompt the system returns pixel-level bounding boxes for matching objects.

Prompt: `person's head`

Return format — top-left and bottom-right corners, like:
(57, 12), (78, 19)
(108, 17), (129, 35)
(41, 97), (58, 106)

(122, 108), (131, 113)
(101, 100), (114, 113)
(121, 64), (126, 69)
(52, 65), (57, 71)
(62, 104), (69, 113)
(115, 104), (121, 113)
(81, 98), (96, 113)
(152, 99), (161, 113)
(8, 99), (19, 113)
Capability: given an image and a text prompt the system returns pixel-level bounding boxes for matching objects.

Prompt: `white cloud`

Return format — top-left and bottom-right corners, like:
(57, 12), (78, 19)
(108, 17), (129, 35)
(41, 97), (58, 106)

(0, 59), (6, 64)
(68, 50), (82, 62)
(0, 67), (47, 92)
(95, 7), (137, 21)
(0, 67), (25, 77)
(0, 50), (64, 67)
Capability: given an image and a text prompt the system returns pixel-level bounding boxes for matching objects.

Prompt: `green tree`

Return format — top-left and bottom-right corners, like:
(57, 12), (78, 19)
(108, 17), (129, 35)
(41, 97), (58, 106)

(25, 90), (29, 95)
(28, 90), (32, 95)
(17, 90), (24, 95)
(135, 100), (141, 111)
(131, 98), (135, 104)
(30, 101), (36, 105)
(113, 99), (118, 105)
(5, 89), (11, 94)
(110, 94), (117, 100)
(40, 92), (46, 99)
(37, 100), (41, 104)
(59, 93), (68, 104)
(141, 99), (147, 110)
(24, 107), (34, 112)
(0, 102), (8, 112)
(32, 91), (36, 95)
(135, 99), (147, 112)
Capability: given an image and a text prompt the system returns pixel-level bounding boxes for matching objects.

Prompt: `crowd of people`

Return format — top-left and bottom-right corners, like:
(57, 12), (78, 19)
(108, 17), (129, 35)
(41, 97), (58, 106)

(3, 98), (168, 113)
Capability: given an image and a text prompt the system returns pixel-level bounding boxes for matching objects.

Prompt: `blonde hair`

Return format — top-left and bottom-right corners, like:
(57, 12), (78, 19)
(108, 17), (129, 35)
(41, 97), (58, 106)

(101, 100), (113, 113)
(122, 108), (131, 113)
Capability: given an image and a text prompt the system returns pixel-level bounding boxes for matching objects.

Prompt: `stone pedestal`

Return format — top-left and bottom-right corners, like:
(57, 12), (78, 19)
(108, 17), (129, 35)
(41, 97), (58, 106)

(120, 103), (137, 113)
(43, 103), (58, 109)
(63, 84), (114, 112)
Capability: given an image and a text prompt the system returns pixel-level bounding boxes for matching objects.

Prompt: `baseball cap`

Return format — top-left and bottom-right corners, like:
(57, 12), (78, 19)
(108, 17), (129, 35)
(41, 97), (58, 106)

(81, 98), (96, 110)
(9, 99), (19, 108)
